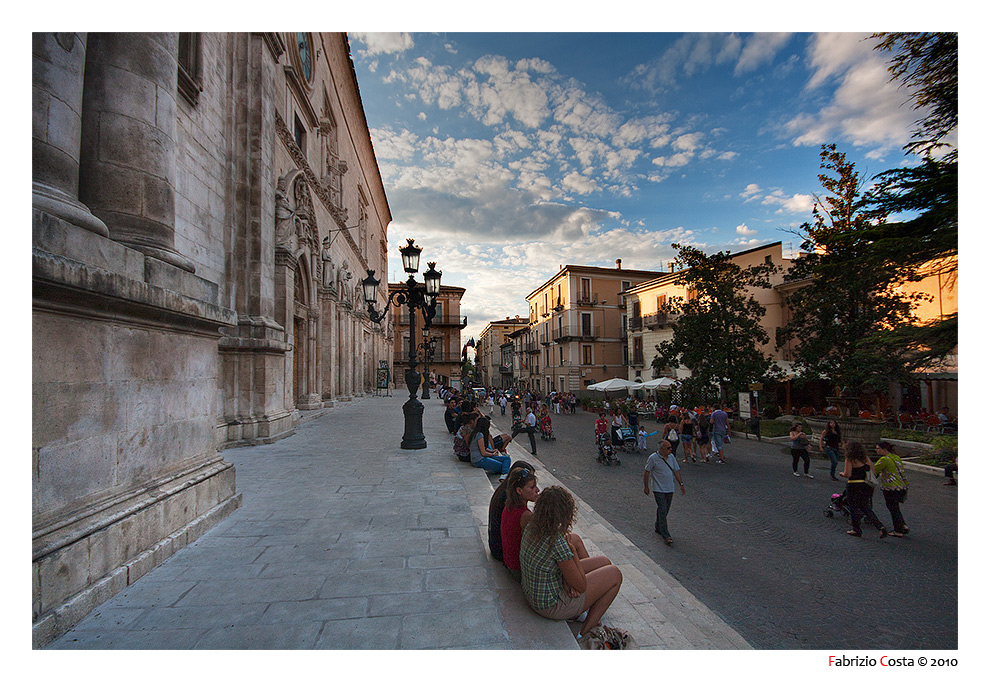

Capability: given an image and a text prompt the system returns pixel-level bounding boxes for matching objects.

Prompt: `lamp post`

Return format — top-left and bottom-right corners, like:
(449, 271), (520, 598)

(362, 238), (441, 450)
(419, 333), (439, 400)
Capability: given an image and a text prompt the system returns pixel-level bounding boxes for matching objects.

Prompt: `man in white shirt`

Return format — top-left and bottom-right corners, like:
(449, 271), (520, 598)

(511, 405), (539, 455)
(643, 441), (686, 546)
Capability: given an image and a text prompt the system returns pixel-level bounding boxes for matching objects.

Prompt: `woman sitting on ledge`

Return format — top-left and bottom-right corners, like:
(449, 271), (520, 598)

(519, 486), (622, 641)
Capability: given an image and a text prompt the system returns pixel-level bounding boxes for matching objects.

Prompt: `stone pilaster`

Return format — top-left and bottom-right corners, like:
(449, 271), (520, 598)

(217, 34), (295, 447)
(32, 32), (108, 237)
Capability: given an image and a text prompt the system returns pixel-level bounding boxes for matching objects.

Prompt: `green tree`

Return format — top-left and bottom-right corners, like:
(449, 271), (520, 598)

(863, 32), (957, 350)
(777, 145), (922, 398)
(652, 243), (780, 405)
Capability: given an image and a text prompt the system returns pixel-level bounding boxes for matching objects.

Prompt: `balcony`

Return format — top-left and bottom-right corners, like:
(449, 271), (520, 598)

(552, 298), (564, 312)
(576, 293), (599, 306)
(628, 316), (642, 331)
(643, 312), (670, 329)
(499, 365), (513, 374)
(550, 325), (600, 342)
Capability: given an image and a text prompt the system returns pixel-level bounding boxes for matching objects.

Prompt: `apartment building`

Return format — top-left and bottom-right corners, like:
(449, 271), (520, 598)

(477, 316), (529, 388)
(389, 283), (467, 389)
(625, 242), (958, 414)
(623, 242), (792, 385)
(522, 261), (665, 395)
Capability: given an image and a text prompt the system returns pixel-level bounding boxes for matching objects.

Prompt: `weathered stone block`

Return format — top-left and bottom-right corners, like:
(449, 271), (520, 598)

(38, 541), (90, 614)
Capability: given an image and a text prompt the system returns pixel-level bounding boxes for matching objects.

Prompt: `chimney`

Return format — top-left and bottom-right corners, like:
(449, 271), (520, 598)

(668, 262), (674, 272)
(616, 259), (622, 269)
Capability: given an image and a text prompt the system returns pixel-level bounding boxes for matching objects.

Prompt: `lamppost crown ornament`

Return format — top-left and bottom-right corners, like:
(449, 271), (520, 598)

(400, 238), (422, 273)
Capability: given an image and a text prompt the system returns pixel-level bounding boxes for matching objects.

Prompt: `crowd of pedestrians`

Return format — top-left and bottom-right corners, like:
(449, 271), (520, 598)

(443, 383), (939, 645)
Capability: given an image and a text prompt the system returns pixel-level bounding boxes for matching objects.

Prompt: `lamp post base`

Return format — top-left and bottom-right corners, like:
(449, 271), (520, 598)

(400, 396), (428, 450)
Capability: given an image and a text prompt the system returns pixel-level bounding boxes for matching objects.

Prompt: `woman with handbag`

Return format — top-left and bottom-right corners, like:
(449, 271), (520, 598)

(661, 414), (681, 459)
(874, 441), (910, 536)
(838, 440), (888, 538)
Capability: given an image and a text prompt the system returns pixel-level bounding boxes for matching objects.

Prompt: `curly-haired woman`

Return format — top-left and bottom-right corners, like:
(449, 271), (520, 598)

(519, 486), (622, 640)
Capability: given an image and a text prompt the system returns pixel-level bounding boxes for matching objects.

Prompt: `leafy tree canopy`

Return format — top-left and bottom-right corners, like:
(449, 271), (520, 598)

(778, 145), (929, 396)
(652, 243), (781, 405)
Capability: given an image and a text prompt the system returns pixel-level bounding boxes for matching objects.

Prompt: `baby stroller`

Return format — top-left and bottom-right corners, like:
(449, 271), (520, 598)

(597, 432), (621, 466)
(616, 426), (637, 453)
(824, 491), (850, 519)
(540, 414), (556, 441)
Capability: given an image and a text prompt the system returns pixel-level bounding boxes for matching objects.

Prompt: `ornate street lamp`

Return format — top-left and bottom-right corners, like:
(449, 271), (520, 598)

(363, 239), (441, 450)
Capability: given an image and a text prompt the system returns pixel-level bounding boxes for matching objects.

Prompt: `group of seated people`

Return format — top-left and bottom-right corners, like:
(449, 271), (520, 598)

(448, 395), (515, 479)
(446, 399), (625, 641)
(486, 461), (625, 643)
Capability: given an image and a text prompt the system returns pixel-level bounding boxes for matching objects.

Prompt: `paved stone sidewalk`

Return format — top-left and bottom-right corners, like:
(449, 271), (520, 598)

(47, 394), (749, 650)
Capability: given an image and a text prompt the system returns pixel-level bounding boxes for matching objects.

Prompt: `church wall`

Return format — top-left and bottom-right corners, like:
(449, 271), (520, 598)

(32, 32), (391, 646)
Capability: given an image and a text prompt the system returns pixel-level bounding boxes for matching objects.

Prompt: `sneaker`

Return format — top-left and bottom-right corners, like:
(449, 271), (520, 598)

(498, 474), (508, 481)
(804, 473), (814, 478)
(793, 472), (801, 477)
(879, 527), (888, 539)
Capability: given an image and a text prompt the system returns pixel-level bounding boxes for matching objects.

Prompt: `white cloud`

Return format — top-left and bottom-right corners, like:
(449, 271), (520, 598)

(350, 32), (414, 56)
(562, 171), (599, 195)
(735, 33), (793, 75)
(736, 223), (757, 236)
(624, 33), (790, 91)
(741, 183), (762, 200)
(785, 33), (917, 152)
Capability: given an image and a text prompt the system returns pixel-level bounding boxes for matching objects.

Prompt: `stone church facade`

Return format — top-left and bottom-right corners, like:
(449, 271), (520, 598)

(32, 32), (391, 645)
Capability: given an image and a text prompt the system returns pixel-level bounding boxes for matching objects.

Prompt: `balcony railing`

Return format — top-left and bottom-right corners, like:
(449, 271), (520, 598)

(576, 293), (599, 306)
(628, 316), (642, 331)
(550, 325), (600, 342)
(643, 312), (670, 328)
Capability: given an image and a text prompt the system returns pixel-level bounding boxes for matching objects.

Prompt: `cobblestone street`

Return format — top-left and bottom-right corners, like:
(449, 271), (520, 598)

(490, 406), (958, 649)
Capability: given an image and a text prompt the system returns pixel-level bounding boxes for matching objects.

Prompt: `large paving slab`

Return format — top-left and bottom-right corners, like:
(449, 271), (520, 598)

(47, 393), (748, 650)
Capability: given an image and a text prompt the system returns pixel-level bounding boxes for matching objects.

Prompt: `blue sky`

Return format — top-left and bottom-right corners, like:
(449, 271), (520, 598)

(347, 31), (933, 343)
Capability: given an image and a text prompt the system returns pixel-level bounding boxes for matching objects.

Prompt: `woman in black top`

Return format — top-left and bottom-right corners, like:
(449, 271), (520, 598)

(839, 441), (888, 538)
(679, 413), (695, 462)
(818, 420), (842, 481)
(789, 423), (812, 477)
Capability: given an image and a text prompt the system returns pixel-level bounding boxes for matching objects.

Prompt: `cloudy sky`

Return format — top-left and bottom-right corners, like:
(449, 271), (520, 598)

(346, 31), (928, 344)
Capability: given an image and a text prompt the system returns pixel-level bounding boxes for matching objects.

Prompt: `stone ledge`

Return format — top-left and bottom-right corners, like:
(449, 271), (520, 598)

(33, 492), (242, 648)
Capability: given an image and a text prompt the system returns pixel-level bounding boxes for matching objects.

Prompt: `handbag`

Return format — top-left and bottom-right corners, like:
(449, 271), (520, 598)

(581, 625), (637, 650)
(864, 468), (878, 488)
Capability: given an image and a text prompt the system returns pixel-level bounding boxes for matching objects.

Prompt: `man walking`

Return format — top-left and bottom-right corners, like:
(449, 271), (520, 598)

(710, 404), (729, 463)
(643, 441), (685, 546)
(499, 394), (507, 416)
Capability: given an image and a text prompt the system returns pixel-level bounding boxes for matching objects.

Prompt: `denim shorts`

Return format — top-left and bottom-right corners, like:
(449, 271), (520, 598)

(680, 434), (693, 443)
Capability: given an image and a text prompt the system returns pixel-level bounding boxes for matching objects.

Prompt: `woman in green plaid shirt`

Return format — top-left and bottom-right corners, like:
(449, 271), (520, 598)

(519, 486), (623, 639)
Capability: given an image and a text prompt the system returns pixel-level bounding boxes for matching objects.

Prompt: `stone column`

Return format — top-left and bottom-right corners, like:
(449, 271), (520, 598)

(79, 32), (194, 272)
(32, 32), (109, 236)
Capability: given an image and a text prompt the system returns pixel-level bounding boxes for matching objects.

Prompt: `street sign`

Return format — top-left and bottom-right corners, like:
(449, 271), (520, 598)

(749, 383), (763, 391)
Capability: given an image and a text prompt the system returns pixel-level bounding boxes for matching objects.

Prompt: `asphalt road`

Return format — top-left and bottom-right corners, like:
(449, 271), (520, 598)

(489, 406), (958, 650)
